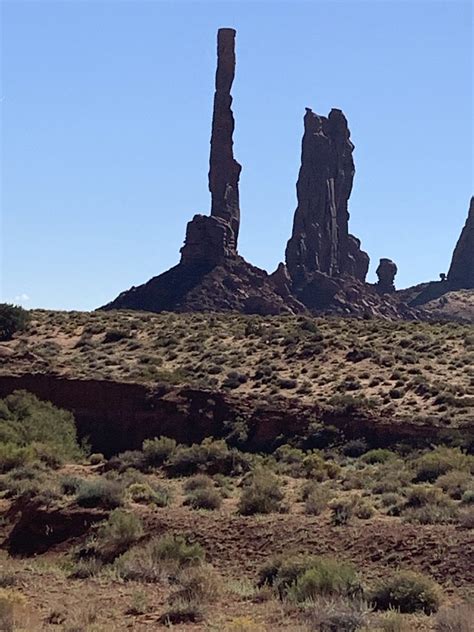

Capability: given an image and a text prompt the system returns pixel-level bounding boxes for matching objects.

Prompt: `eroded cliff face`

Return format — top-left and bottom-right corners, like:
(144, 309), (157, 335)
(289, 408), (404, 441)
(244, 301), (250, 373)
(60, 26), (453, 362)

(285, 108), (369, 289)
(448, 197), (474, 290)
(0, 375), (467, 456)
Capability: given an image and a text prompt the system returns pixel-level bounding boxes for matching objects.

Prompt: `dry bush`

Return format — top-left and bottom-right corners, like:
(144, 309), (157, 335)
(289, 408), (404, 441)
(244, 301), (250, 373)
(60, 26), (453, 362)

(435, 602), (474, 632)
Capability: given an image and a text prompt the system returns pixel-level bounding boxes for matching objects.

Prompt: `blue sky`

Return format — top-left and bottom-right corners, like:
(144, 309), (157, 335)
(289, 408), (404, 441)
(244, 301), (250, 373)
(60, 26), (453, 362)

(1, 0), (472, 310)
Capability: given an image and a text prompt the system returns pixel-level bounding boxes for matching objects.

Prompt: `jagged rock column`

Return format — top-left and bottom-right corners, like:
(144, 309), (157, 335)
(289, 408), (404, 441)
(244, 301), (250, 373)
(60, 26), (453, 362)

(285, 107), (369, 287)
(376, 258), (397, 293)
(209, 27), (242, 245)
(180, 28), (241, 266)
(447, 197), (474, 289)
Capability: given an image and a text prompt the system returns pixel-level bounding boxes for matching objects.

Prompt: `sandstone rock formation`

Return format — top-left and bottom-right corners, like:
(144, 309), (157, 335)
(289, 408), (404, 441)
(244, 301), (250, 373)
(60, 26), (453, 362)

(180, 28), (241, 266)
(376, 258), (397, 294)
(447, 197), (474, 289)
(103, 29), (304, 316)
(285, 108), (369, 291)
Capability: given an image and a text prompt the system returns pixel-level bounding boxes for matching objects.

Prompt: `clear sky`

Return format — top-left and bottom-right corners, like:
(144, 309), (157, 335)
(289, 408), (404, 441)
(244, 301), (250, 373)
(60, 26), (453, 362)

(1, 0), (472, 311)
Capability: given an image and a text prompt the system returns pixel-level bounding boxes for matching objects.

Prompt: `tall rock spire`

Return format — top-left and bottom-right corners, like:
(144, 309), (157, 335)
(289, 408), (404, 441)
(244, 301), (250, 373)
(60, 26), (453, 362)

(447, 197), (474, 289)
(285, 107), (369, 288)
(180, 28), (241, 267)
(209, 28), (242, 247)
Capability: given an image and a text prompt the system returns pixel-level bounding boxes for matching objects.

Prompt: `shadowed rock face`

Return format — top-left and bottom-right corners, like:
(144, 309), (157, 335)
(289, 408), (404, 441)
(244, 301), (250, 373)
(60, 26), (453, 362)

(209, 28), (241, 243)
(285, 108), (369, 289)
(376, 258), (398, 294)
(180, 28), (241, 266)
(448, 197), (474, 290)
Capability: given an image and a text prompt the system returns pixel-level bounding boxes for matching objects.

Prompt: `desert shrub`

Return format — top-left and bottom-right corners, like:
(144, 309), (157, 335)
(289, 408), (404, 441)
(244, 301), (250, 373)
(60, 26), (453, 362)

(329, 495), (362, 525)
(435, 602), (474, 632)
(184, 487), (222, 510)
(115, 535), (204, 582)
(60, 475), (82, 495)
(103, 328), (130, 343)
(305, 597), (370, 631)
(0, 304), (29, 341)
(273, 444), (305, 475)
(170, 564), (220, 604)
(238, 468), (284, 515)
(89, 453), (105, 465)
(303, 452), (340, 481)
(142, 436), (176, 468)
(183, 474), (214, 492)
(361, 449), (396, 464)
(166, 438), (247, 477)
(288, 559), (362, 602)
(414, 447), (472, 483)
(305, 422), (344, 450)
(342, 439), (369, 458)
(127, 482), (170, 507)
(458, 507), (474, 529)
(88, 510), (143, 562)
(304, 484), (332, 516)
(402, 485), (457, 524)
(328, 394), (375, 416)
(0, 444), (31, 473)
(158, 598), (203, 625)
(106, 450), (145, 472)
(461, 489), (474, 504)
(76, 478), (124, 509)
(370, 570), (441, 614)
(258, 555), (362, 602)
(0, 391), (82, 463)
(436, 470), (473, 500)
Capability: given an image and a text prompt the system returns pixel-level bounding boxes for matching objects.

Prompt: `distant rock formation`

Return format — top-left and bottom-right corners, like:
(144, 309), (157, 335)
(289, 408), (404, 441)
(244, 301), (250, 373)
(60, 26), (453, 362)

(102, 28), (304, 316)
(102, 28), (451, 323)
(447, 197), (474, 289)
(285, 108), (369, 289)
(376, 258), (397, 294)
(180, 28), (241, 266)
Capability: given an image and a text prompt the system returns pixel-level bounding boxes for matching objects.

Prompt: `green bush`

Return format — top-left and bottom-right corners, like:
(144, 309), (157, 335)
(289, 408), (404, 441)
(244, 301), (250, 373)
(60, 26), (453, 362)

(402, 485), (458, 523)
(166, 438), (246, 477)
(92, 510), (143, 560)
(0, 391), (82, 463)
(238, 468), (284, 515)
(60, 475), (82, 495)
(182, 474), (214, 492)
(127, 482), (170, 507)
(184, 487), (222, 510)
(342, 439), (369, 458)
(329, 496), (356, 525)
(89, 453), (105, 465)
(0, 443), (31, 473)
(414, 447), (472, 483)
(371, 570), (441, 614)
(361, 449), (396, 464)
(436, 470), (473, 500)
(115, 535), (204, 582)
(258, 555), (362, 602)
(288, 559), (362, 602)
(142, 436), (177, 468)
(76, 479), (124, 509)
(0, 304), (29, 341)
(303, 483), (332, 516)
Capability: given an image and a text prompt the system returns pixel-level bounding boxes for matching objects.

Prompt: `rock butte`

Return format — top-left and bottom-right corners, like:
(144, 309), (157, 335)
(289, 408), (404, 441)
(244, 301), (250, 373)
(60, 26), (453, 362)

(448, 197), (474, 290)
(102, 28), (472, 322)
